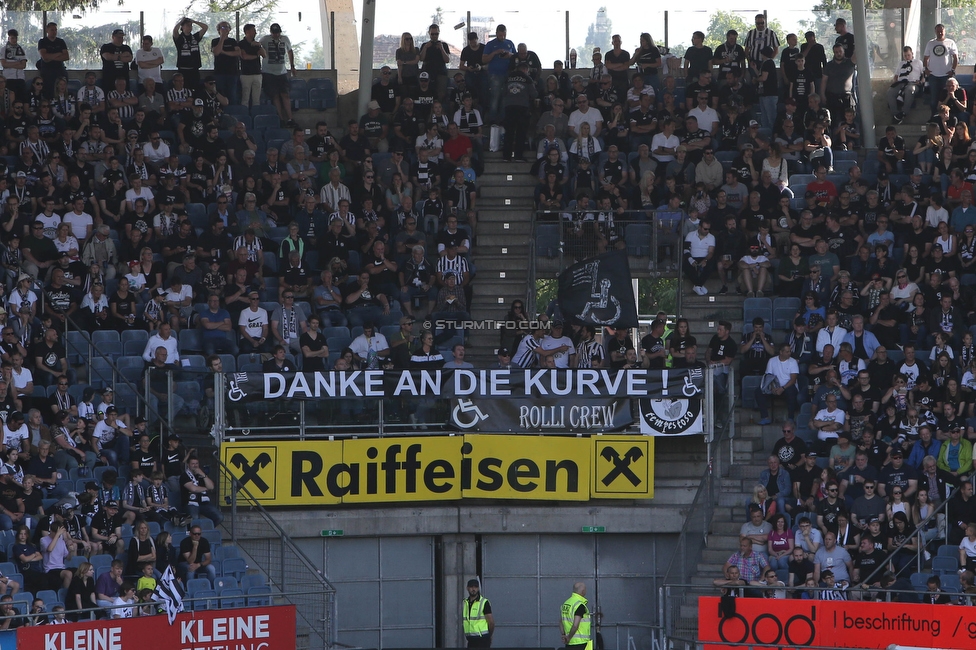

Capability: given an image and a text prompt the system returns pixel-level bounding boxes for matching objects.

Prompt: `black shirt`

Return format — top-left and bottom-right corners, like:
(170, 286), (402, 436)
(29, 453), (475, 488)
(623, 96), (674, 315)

(772, 437), (808, 469)
(38, 37), (68, 70)
(639, 334), (666, 370)
(239, 39), (262, 76)
(175, 32), (203, 70)
(212, 37), (239, 75)
(100, 42), (132, 84)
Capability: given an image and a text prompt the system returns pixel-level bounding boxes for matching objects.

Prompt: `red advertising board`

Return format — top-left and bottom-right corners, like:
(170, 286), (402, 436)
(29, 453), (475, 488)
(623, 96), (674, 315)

(698, 596), (976, 649)
(18, 605), (296, 650)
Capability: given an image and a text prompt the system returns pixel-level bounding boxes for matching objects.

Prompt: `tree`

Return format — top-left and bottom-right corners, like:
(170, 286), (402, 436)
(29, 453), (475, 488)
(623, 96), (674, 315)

(3, 0), (123, 9)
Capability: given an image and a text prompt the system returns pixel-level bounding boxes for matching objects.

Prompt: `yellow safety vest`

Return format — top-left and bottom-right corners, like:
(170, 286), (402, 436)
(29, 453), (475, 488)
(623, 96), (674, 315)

(560, 593), (592, 649)
(462, 596), (490, 637)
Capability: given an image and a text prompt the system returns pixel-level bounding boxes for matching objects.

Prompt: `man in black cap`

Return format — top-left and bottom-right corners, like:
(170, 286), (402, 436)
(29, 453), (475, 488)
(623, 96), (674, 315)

(495, 347), (512, 369)
(100, 28), (132, 93)
(462, 578), (494, 647)
(90, 499), (124, 555)
(259, 23), (296, 127)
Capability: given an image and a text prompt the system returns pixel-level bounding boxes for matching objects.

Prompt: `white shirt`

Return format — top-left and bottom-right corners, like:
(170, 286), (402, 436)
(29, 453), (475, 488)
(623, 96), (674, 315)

(143, 140), (170, 163)
(814, 407), (846, 430)
(765, 356), (799, 387)
(688, 106), (719, 132)
(35, 213), (61, 239)
(650, 132), (680, 162)
(142, 333), (180, 363)
(2, 42), (27, 81)
(164, 285), (193, 306)
(259, 35), (292, 75)
(2, 423), (27, 450)
(816, 326), (848, 354)
(685, 230), (715, 258)
(93, 419), (126, 446)
(134, 47), (164, 82)
(11, 366), (31, 394)
(567, 107), (603, 135)
(124, 186), (154, 205)
(540, 335), (576, 368)
(239, 306), (269, 338)
(349, 333), (390, 359)
(924, 38), (958, 76)
(63, 211), (93, 240)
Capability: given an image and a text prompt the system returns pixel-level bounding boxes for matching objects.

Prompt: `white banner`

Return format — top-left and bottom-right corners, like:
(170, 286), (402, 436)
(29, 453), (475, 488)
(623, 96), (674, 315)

(638, 398), (704, 436)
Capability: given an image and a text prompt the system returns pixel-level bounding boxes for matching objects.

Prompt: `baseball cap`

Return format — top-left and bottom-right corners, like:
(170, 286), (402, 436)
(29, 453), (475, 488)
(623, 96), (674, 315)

(112, 29), (124, 36)
(912, 167), (923, 176)
(270, 23), (282, 33)
(807, 451), (817, 458)
(785, 98), (796, 106)
(552, 319), (564, 327)
(419, 71), (430, 80)
(367, 100), (380, 110)
(749, 119), (759, 127)
(498, 347), (511, 356)
(14, 171), (25, 178)
(193, 98), (204, 106)
(105, 500), (119, 509)
(84, 481), (98, 491)
(204, 75), (217, 83)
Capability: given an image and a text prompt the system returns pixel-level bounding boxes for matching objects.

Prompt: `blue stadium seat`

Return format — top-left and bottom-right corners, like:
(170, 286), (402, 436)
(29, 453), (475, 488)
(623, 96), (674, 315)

(191, 518), (214, 531)
(743, 297), (773, 324)
(252, 113), (280, 131)
(220, 587), (246, 608)
(218, 354), (237, 373)
(89, 358), (113, 389)
(535, 224), (561, 258)
(910, 572), (932, 590)
(178, 329), (204, 353)
(327, 336), (352, 352)
(214, 576), (237, 592)
(625, 224), (652, 257)
(36, 590), (59, 607)
(91, 331), (120, 347)
(241, 574), (266, 591)
(933, 556), (958, 575)
(741, 375), (761, 409)
(250, 104), (277, 117)
(289, 78), (308, 110)
(186, 203), (208, 231)
(246, 585), (272, 607)
(94, 340), (122, 360)
(123, 339), (148, 358)
(183, 355), (207, 370)
(90, 554), (113, 570)
(222, 557), (247, 581)
(265, 128), (291, 143)
(772, 297), (801, 331)
(66, 331), (90, 365)
(308, 87), (336, 110)
(323, 327), (350, 340)
(214, 545), (240, 562)
(191, 589), (219, 610)
(186, 578), (212, 596)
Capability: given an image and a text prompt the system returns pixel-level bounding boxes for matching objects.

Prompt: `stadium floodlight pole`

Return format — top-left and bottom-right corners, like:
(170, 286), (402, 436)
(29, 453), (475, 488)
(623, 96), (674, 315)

(851, 0), (876, 145)
(357, 0), (377, 119)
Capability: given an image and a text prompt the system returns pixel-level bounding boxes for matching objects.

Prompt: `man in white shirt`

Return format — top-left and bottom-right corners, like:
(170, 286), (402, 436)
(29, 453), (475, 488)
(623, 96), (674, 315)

(142, 322), (180, 363)
(134, 35), (164, 83)
(349, 322), (390, 368)
(238, 290), (270, 354)
(687, 91), (719, 135)
(651, 118), (679, 166)
(1, 30), (28, 99)
(756, 344), (799, 425)
(538, 321), (576, 368)
(566, 94), (603, 139)
(10, 352), (32, 398)
(684, 220), (715, 296)
(816, 310), (847, 354)
(63, 197), (93, 245)
(923, 24), (958, 114)
(142, 131), (170, 164)
(813, 394), (846, 443)
(92, 407), (128, 467)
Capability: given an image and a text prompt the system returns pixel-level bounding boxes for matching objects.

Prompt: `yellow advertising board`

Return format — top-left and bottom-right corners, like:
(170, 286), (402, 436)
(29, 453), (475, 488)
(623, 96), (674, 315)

(221, 435), (654, 506)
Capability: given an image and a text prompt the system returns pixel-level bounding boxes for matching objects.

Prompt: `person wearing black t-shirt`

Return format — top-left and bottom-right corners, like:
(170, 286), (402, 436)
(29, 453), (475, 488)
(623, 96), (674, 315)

(459, 33), (486, 102)
(37, 23), (69, 97)
(639, 320), (667, 370)
(211, 21), (240, 106)
(173, 18), (207, 91)
(707, 321), (737, 394)
(99, 30), (132, 93)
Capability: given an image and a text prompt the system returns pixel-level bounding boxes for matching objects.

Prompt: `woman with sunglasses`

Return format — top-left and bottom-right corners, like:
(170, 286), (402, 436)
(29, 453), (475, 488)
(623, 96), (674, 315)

(500, 299), (530, 355)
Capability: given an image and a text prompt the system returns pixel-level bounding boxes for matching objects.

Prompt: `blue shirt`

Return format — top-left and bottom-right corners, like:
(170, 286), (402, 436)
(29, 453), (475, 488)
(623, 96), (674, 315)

(951, 205), (976, 231)
(200, 308), (231, 341)
(483, 38), (515, 76)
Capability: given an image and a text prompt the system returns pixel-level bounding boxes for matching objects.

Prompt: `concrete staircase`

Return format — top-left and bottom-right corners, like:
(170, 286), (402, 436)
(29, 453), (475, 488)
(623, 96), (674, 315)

(465, 153), (537, 366)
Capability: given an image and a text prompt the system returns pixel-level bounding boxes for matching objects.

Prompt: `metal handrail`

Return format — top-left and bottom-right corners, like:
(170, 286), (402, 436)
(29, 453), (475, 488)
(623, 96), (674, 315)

(858, 482), (964, 588)
(661, 385), (739, 587)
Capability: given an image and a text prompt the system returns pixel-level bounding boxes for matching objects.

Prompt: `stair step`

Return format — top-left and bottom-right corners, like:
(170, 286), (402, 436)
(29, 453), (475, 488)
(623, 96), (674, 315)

(478, 173), (539, 188)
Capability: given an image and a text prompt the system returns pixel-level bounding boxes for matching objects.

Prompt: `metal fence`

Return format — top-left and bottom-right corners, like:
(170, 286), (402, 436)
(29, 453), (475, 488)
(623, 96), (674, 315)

(223, 462), (338, 650)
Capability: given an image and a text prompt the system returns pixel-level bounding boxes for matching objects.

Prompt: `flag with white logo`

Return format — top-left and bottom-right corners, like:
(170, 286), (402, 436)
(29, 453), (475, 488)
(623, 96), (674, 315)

(557, 250), (639, 328)
(154, 565), (184, 624)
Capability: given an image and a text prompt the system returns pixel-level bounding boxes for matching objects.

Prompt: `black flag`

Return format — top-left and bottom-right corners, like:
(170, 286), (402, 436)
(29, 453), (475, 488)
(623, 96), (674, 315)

(557, 250), (639, 328)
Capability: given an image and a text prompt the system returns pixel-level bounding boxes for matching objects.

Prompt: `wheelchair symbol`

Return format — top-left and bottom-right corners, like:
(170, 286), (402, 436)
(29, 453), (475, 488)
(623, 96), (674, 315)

(682, 376), (702, 397)
(452, 399), (490, 429)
